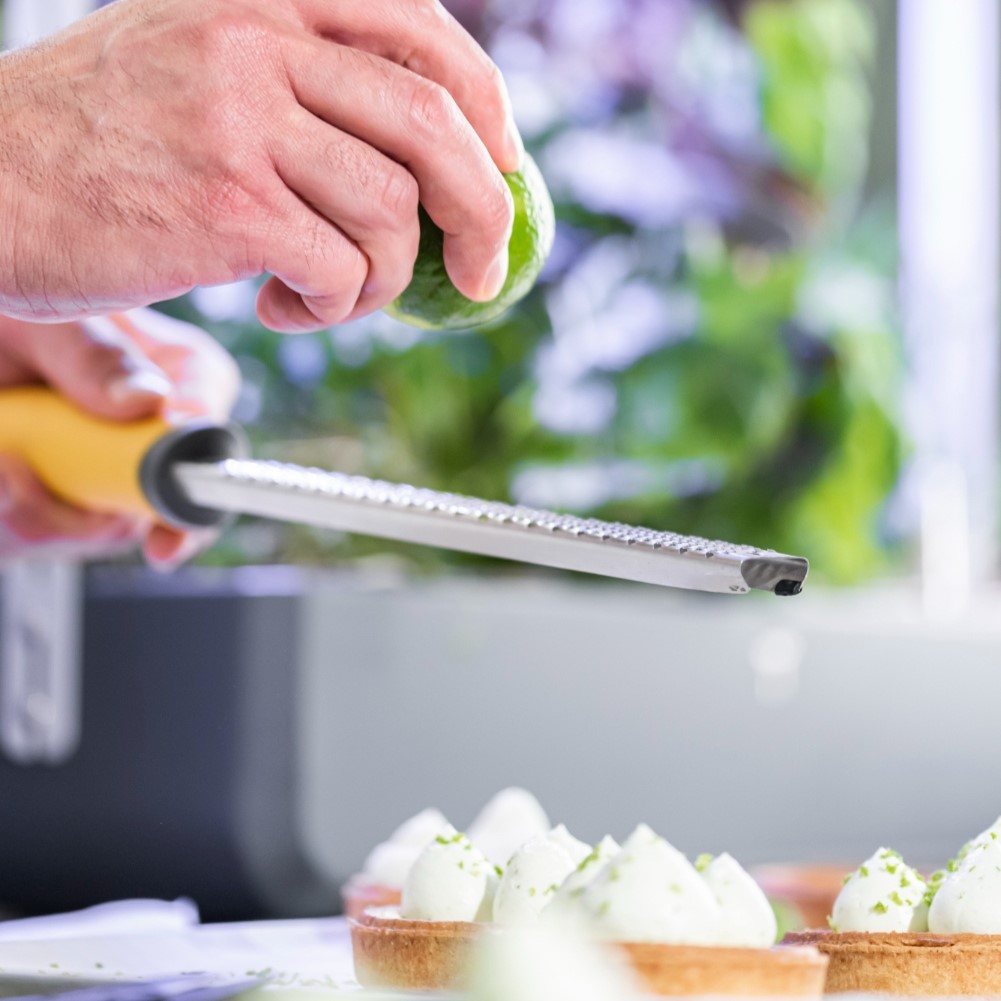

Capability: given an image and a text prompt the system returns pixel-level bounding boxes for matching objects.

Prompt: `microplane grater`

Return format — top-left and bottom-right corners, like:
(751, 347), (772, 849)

(172, 458), (808, 595)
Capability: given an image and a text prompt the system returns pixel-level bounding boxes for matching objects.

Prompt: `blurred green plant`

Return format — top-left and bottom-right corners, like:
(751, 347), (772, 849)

(166, 0), (903, 584)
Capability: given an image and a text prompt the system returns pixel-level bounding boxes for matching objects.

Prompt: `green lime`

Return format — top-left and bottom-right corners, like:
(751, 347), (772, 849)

(385, 153), (555, 330)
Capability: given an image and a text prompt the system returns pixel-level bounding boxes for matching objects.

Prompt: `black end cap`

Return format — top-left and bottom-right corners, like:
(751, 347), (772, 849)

(741, 555), (809, 596)
(140, 422), (248, 529)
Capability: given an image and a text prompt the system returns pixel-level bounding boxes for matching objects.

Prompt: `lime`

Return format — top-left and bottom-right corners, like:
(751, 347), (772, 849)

(385, 153), (555, 330)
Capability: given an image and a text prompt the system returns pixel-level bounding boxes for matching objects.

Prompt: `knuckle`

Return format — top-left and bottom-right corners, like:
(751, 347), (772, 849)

(409, 0), (452, 32)
(201, 173), (252, 225)
(405, 78), (457, 139)
(197, 107), (262, 189)
(199, 101), (243, 154)
(296, 216), (342, 273)
(286, 223), (365, 301)
(481, 58), (508, 109)
(377, 167), (420, 227)
(307, 250), (368, 319)
(197, 169), (270, 273)
(317, 136), (348, 176)
(196, 7), (276, 67)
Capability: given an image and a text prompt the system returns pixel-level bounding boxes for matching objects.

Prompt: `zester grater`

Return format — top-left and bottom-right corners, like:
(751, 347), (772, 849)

(0, 388), (809, 597)
(173, 459), (807, 595)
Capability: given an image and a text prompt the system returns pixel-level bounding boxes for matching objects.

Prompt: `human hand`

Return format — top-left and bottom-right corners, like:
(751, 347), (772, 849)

(0, 0), (521, 332)
(0, 309), (241, 566)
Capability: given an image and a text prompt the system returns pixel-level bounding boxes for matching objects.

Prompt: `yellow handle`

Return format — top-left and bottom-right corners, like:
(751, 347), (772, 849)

(0, 386), (169, 518)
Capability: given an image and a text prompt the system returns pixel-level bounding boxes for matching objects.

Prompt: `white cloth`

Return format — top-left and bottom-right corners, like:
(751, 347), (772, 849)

(0, 898), (200, 942)
(0, 906), (388, 997)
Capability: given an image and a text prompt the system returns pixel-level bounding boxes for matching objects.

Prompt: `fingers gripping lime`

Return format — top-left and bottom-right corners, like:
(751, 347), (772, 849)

(385, 154), (555, 330)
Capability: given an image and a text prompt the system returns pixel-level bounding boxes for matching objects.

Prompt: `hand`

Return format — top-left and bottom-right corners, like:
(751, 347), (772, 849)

(0, 309), (241, 566)
(0, 0), (521, 332)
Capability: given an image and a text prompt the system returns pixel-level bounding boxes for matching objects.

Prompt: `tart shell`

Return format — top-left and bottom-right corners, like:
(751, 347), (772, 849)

(784, 929), (1001, 995)
(350, 907), (485, 990)
(351, 907), (828, 995)
(619, 940), (828, 996)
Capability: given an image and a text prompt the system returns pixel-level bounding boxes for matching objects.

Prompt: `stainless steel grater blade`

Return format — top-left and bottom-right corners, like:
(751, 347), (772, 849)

(173, 459), (808, 595)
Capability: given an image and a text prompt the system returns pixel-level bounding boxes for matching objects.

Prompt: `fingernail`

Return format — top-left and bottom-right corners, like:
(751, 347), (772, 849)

(481, 245), (509, 301)
(145, 545), (184, 574)
(106, 368), (172, 405)
(145, 530), (210, 573)
(504, 119), (525, 171)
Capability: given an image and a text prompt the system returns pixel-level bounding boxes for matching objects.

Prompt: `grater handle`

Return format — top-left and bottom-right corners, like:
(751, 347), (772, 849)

(0, 386), (244, 528)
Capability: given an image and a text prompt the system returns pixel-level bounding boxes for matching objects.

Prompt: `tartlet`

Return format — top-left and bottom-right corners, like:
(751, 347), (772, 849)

(351, 906), (829, 996)
(350, 906), (485, 991)
(783, 930), (1001, 995)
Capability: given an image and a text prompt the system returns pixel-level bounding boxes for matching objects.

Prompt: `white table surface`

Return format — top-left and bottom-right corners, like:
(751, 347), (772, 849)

(0, 916), (433, 1001)
(0, 911), (986, 1001)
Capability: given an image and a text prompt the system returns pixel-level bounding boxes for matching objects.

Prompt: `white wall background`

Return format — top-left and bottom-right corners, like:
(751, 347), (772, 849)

(295, 575), (1001, 885)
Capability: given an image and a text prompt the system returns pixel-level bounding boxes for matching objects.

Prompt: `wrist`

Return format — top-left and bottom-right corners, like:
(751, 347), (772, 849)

(0, 53), (36, 317)
(0, 80), (65, 328)
(0, 69), (16, 314)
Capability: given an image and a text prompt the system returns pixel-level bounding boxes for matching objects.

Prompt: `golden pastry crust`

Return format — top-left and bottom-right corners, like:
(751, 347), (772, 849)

(342, 876), (402, 920)
(349, 907), (486, 990)
(351, 907), (827, 995)
(784, 929), (1001, 994)
(618, 941), (827, 996)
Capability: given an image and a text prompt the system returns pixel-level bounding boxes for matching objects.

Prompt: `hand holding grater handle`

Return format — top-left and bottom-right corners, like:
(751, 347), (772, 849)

(0, 387), (808, 596)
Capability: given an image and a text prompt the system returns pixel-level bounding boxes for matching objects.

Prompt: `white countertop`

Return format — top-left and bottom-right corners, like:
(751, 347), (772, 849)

(0, 908), (990, 1001)
(0, 915), (424, 1000)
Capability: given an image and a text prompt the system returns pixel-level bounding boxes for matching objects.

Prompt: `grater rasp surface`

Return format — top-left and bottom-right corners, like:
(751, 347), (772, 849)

(175, 459), (808, 595)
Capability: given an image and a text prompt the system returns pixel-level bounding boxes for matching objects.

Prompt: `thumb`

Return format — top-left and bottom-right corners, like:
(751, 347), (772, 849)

(26, 319), (172, 421)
